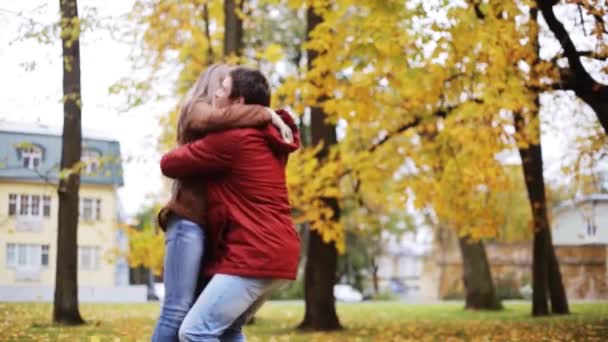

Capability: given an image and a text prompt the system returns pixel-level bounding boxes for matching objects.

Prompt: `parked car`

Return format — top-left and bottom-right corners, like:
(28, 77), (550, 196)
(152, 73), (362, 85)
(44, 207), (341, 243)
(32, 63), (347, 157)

(154, 282), (165, 302)
(334, 284), (363, 302)
(519, 284), (533, 300)
(388, 279), (406, 294)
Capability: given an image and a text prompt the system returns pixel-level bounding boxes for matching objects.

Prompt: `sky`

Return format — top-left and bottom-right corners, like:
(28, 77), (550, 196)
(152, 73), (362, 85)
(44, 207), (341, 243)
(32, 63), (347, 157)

(0, 1), (605, 219)
(0, 0), (169, 217)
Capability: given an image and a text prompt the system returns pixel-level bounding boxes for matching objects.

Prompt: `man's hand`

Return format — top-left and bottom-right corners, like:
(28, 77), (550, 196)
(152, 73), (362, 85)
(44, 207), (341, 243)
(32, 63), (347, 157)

(266, 108), (293, 143)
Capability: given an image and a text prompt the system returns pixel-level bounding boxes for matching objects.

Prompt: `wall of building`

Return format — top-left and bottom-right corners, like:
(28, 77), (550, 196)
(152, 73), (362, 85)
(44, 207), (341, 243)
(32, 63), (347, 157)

(376, 254), (425, 300)
(0, 180), (121, 288)
(553, 201), (608, 245)
(433, 243), (608, 300)
(0, 285), (148, 303)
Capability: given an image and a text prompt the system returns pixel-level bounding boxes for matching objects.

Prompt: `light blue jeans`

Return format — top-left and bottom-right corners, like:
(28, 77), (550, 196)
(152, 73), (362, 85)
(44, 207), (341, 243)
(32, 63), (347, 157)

(178, 274), (286, 342)
(152, 217), (205, 342)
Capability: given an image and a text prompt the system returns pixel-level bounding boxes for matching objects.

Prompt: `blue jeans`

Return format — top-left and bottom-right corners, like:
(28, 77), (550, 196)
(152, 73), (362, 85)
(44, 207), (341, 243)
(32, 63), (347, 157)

(178, 274), (286, 342)
(152, 217), (206, 342)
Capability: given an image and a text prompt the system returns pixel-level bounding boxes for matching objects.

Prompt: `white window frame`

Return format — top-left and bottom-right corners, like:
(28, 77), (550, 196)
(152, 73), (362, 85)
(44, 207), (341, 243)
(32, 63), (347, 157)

(11, 194), (47, 218)
(30, 195), (40, 216)
(82, 198), (93, 221)
(95, 198), (102, 220)
(19, 194), (29, 216)
(6, 243), (16, 267)
(8, 194), (17, 216)
(43, 196), (51, 217)
(21, 146), (42, 170)
(41, 245), (49, 267)
(78, 246), (101, 270)
(6, 243), (49, 269)
(82, 149), (102, 175)
(80, 197), (101, 221)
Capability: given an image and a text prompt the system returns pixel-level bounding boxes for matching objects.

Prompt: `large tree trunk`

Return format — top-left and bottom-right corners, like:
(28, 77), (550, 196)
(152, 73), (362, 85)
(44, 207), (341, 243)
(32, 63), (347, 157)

(223, 0), (243, 57)
(298, 103), (342, 330)
(517, 7), (570, 316)
(547, 230), (569, 314)
(531, 222), (550, 316)
(514, 110), (569, 316)
(53, 0), (84, 325)
(298, 5), (342, 331)
(299, 227), (342, 331)
(458, 237), (502, 310)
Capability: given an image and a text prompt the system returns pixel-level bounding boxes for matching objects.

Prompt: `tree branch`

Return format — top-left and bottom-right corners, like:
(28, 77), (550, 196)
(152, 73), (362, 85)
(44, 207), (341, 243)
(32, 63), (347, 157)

(536, 0), (608, 98)
(536, 0), (608, 134)
(369, 117), (422, 153)
(368, 99), (483, 153)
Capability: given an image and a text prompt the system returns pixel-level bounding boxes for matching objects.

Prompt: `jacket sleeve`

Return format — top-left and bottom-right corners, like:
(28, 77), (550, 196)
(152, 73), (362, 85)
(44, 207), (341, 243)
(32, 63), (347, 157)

(160, 131), (235, 179)
(184, 102), (271, 136)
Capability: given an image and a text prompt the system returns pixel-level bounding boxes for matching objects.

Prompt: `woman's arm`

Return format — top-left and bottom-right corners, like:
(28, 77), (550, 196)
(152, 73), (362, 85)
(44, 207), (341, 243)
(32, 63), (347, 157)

(183, 102), (271, 137)
(266, 108), (294, 143)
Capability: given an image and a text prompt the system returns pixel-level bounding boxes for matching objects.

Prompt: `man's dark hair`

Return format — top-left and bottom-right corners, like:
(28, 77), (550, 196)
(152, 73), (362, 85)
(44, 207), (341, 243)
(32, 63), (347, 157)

(229, 67), (271, 107)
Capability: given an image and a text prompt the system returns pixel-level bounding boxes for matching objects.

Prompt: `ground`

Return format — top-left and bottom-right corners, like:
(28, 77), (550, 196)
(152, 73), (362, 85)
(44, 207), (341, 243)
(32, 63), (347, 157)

(1, 301), (607, 341)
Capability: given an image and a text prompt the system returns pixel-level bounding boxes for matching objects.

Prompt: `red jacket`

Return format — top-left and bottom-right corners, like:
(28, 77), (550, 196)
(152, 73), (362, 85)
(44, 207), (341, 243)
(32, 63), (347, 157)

(160, 110), (301, 280)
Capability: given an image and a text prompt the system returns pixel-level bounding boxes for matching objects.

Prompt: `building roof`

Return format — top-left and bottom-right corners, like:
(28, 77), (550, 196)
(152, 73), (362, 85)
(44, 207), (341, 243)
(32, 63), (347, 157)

(0, 120), (123, 186)
(553, 194), (608, 214)
(0, 120), (119, 142)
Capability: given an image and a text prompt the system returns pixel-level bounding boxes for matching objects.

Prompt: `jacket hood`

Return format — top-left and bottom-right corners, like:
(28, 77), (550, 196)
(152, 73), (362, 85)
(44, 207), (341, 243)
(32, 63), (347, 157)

(263, 109), (301, 154)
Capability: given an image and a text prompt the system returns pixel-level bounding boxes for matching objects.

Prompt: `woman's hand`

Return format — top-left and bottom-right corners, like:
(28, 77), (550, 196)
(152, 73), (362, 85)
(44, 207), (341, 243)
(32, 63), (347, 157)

(267, 108), (294, 143)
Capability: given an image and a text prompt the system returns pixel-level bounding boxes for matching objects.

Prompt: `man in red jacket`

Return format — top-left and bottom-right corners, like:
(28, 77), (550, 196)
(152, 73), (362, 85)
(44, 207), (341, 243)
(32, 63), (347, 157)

(160, 67), (300, 341)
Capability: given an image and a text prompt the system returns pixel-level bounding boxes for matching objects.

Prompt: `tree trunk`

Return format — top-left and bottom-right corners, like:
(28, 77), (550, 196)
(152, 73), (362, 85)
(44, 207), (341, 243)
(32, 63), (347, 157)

(53, 0), (84, 325)
(202, 3), (214, 61)
(223, 0), (243, 57)
(514, 110), (569, 316)
(531, 223), (550, 316)
(371, 258), (379, 294)
(547, 230), (569, 314)
(458, 237), (502, 310)
(299, 107), (342, 331)
(517, 7), (570, 316)
(299, 227), (342, 331)
(298, 5), (342, 331)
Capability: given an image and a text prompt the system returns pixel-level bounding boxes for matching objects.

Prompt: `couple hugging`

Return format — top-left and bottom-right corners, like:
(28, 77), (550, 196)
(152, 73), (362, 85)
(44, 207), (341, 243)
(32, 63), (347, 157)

(152, 65), (300, 342)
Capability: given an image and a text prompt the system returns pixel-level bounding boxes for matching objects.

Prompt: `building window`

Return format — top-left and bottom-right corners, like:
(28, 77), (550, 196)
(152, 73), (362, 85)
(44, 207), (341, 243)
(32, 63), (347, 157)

(21, 146), (43, 170)
(78, 246), (100, 270)
(41, 245), (49, 267)
(19, 195), (29, 216)
(43, 196), (51, 217)
(8, 194), (17, 216)
(82, 149), (102, 174)
(80, 197), (101, 221)
(95, 199), (102, 220)
(6, 243), (49, 268)
(10, 194), (49, 218)
(587, 222), (597, 237)
(31, 195), (40, 216)
(83, 198), (93, 220)
(6, 244), (16, 267)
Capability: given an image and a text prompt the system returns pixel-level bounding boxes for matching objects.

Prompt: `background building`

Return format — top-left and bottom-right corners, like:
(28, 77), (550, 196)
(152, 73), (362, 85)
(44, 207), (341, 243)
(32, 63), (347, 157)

(0, 121), (145, 302)
(421, 194), (608, 301)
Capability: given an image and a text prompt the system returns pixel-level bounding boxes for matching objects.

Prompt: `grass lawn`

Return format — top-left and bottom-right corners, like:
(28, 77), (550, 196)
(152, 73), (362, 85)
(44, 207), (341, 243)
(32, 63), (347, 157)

(1, 301), (607, 341)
